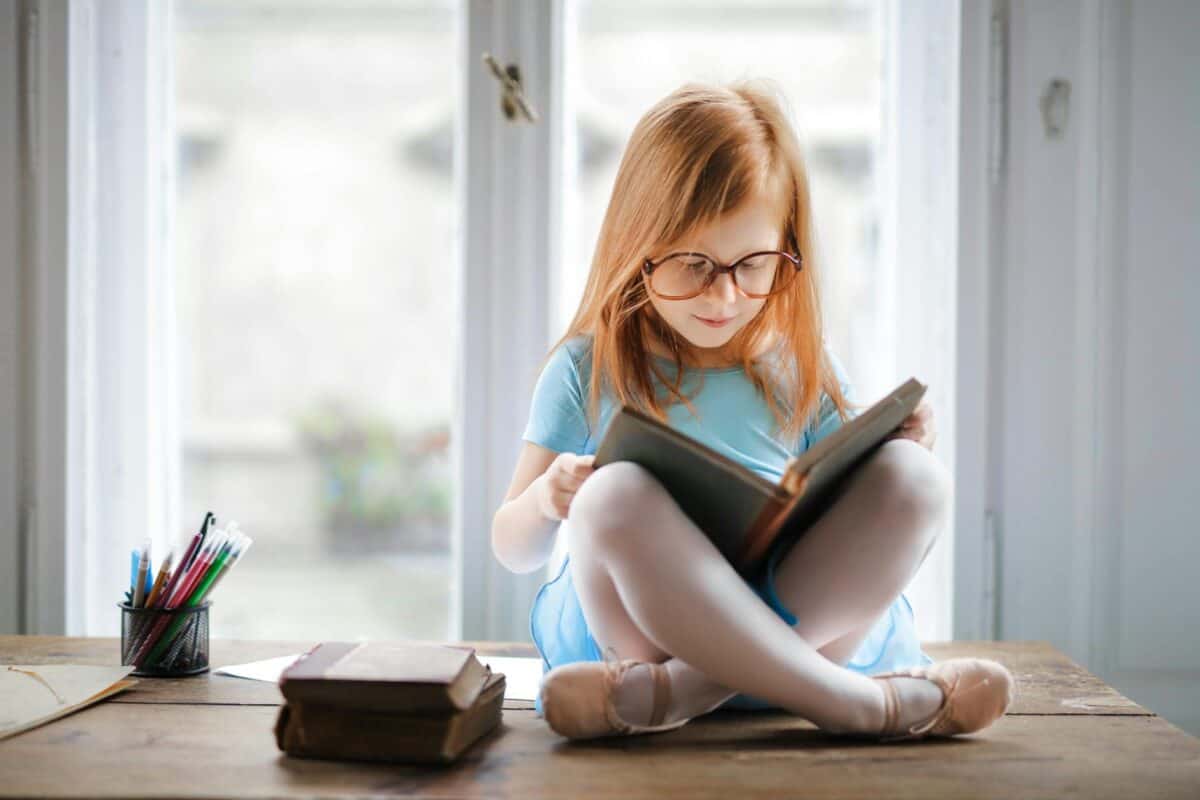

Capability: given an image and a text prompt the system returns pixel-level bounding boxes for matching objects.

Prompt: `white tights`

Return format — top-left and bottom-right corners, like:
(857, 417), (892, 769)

(564, 437), (952, 734)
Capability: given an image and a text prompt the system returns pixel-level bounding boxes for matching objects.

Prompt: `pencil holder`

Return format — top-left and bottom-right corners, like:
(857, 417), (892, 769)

(119, 601), (211, 677)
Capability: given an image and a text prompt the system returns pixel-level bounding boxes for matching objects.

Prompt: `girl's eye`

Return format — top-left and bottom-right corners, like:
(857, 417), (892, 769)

(683, 260), (710, 271)
(738, 258), (768, 271)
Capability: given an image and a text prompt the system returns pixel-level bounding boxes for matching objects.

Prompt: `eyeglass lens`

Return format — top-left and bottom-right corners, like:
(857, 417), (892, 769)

(649, 252), (792, 298)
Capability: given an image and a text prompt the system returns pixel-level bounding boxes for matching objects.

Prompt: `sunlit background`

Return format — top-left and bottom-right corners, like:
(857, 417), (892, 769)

(174, 0), (884, 641)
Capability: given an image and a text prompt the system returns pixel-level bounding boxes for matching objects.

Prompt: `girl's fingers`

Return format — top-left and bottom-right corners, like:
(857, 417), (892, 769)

(553, 456), (591, 481)
(559, 472), (587, 492)
(889, 426), (922, 443)
(551, 488), (574, 515)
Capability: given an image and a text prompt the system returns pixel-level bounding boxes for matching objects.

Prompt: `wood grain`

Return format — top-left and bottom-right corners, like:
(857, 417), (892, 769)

(0, 637), (1147, 716)
(1, 637), (1196, 798)
(1, 703), (1198, 798)
(0, 637), (540, 710)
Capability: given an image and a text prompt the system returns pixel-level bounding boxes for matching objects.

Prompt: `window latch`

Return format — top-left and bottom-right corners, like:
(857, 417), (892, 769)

(482, 52), (539, 124)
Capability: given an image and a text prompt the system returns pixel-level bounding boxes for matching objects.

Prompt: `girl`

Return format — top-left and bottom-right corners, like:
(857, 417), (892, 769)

(492, 81), (1014, 742)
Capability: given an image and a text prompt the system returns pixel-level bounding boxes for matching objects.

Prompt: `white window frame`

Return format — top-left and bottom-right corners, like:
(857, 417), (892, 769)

(456, 0), (570, 641)
(882, 0), (964, 643)
(4, 0), (87, 634)
(1, 0), (177, 636)
(951, 0), (1002, 641)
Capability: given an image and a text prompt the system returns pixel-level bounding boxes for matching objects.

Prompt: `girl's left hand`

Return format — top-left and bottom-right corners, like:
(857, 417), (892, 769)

(887, 398), (937, 451)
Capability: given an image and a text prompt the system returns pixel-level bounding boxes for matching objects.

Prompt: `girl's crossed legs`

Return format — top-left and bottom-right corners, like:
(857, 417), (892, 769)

(564, 437), (951, 735)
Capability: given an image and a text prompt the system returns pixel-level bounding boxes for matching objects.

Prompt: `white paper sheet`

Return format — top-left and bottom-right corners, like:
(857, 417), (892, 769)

(213, 653), (544, 702)
(213, 654), (301, 682)
(476, 655), (543, 703)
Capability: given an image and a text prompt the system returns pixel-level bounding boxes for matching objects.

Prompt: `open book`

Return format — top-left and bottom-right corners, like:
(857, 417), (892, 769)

(592, 377), (927, 577)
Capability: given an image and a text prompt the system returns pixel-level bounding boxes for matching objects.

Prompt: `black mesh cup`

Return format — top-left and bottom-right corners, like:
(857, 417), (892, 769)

(119, 601), (211, 677)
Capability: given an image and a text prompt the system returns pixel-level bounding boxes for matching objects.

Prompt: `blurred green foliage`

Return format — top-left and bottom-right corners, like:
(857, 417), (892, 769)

(296, 399), (450, 530)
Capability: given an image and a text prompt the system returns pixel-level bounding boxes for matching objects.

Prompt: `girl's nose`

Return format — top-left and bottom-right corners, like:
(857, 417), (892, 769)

(706, 272), (739, 303)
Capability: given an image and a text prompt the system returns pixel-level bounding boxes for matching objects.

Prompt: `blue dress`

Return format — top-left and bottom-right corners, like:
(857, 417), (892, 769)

(521, 335), (934, 714)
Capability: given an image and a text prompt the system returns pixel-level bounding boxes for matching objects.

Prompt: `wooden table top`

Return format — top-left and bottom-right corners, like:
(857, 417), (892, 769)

(1, 637), (1198, 798)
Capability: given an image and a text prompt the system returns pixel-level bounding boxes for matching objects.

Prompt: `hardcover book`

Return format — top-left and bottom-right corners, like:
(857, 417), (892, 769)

(592, 377), (927, 576)
(274, 671), (506, 765)
(279, 641), (494, 714)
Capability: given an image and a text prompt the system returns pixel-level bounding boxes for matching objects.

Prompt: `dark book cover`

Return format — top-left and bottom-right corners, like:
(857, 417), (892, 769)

(275, 671), (506, 765)
(279, 641), (493, 714)
(592, 377), (927, 576)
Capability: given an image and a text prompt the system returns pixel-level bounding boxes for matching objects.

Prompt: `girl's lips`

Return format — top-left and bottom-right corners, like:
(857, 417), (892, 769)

(694, 314), (735, 328)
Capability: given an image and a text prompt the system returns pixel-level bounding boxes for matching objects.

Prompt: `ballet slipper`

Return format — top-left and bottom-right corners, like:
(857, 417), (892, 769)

(539, 646), (691, 740)
(872, 657), (1016, 742)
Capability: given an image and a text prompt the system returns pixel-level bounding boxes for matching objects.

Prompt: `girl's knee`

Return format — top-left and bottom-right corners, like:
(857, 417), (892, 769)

(863, 439), (952, 532)
(569, 461), (663, 544)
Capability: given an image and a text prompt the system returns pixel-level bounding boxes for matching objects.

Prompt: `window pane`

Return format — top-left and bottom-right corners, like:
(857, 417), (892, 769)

(174, 0), (458, 641)
(567, 0), (884, 393)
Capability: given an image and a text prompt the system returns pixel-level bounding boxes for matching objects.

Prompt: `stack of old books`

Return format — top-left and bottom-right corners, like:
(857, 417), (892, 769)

(274, 641), (505, 765)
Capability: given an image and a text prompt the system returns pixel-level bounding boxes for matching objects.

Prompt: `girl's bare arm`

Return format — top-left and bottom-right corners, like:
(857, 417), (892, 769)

(491, 442), (595, 574)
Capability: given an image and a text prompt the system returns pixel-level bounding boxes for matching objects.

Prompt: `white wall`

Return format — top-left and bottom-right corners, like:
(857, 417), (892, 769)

(994, 0), (1200, 736)
(1104, 0), (1200, 736)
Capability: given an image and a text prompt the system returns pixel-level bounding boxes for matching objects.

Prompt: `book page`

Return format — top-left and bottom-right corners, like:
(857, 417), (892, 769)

(1, 664), (137, 741)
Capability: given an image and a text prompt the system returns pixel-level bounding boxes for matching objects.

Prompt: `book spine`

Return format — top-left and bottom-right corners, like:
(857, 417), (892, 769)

(779, 457), (808, 495)
(735, 491), (800, 574)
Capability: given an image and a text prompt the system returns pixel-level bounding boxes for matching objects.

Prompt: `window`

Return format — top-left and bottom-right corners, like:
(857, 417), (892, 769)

(174, 0), (458, 641)
(22, 0), (954, 643)
(563, 0), (885, 390)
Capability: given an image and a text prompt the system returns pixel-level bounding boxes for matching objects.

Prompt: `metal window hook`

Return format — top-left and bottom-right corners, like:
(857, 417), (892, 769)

(482, 52), (539, 124)
(1040, 78), (1071, 139)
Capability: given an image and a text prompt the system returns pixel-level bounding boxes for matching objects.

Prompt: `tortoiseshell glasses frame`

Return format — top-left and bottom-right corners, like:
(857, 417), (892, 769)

(641, 249), (804, 301)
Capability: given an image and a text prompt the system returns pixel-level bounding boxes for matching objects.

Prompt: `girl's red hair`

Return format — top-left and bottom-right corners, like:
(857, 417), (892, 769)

(540, 79), (858, 447)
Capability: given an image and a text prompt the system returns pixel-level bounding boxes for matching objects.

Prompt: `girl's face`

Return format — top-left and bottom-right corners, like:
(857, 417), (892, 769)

(644, 201), (780, 359)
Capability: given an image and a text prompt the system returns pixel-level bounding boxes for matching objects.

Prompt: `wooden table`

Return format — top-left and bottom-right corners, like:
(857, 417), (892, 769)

(1, 637), (1198, 798)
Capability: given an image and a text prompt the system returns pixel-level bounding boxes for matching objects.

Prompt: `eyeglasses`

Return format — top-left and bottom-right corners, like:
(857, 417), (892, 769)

(641, 250), (803, 301)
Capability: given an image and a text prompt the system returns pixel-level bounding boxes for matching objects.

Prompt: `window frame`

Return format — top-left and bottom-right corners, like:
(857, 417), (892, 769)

(4, 0), (569, 641)
(456, 0), (571, 641)
(1, 0), (178, 635)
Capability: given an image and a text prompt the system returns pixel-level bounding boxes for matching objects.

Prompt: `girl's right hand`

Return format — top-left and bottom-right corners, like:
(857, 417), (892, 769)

(536, 453), (596, 521)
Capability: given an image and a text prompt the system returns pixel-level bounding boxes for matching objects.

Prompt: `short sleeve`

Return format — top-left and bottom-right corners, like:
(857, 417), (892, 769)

(521, 343), (592, 454)
(806, 344), (858, 449)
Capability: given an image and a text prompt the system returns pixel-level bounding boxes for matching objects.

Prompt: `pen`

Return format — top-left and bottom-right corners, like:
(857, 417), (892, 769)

(153, 528), (205, 609)
(126, 546), (175, 642)
(126, 534), (214, 658)
(141, 532), (251, 667)
(144, 548), (175, 609)
(200, 532), (252, 600)
(136, 529), (249, 667)
(168, 531), (228, 608)
(129, 537), (217, 666)
(132, 540), (151, 608)
(183, 512), (216, 575)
